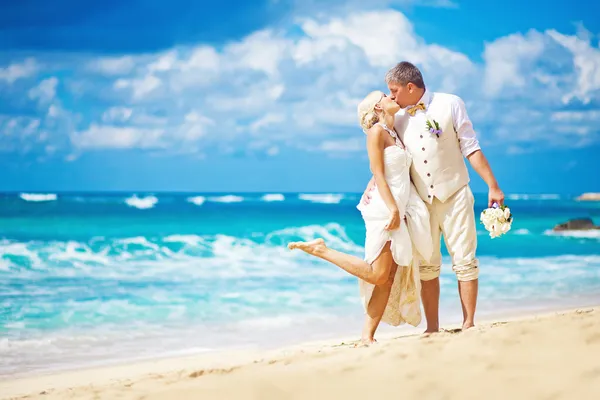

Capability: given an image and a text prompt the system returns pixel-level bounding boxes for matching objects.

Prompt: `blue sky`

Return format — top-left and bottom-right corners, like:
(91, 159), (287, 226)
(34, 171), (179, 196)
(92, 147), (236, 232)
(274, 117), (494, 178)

(1, 0), (599, 193)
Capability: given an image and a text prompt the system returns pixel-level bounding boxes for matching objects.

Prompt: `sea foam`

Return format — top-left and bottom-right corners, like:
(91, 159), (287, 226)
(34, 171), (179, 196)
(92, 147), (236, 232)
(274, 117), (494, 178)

(298, 194), (344, 204)
(19, 193), (57, 202)
(3, 226), (600, 377)
(208, 195), (244, 203)
(187, 196), (206, 206)
(261, 194), (285, 202)
(543, 229), (600, 239)
(124, 195), (158, 209)
(507, 194), (561, 201)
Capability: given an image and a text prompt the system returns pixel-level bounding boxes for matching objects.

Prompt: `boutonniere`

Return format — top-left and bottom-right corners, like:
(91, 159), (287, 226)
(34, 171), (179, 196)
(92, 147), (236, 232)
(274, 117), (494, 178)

(425, 119), (442, 138)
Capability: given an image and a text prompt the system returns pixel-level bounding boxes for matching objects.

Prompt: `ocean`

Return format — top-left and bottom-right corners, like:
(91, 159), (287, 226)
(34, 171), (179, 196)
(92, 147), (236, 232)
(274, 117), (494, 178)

(1, 192), (599, 377)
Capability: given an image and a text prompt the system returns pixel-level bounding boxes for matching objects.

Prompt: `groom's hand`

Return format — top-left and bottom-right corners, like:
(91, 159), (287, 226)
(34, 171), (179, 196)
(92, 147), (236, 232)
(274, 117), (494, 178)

(488, 186), (505, 208)
(361, 179), (377, 205)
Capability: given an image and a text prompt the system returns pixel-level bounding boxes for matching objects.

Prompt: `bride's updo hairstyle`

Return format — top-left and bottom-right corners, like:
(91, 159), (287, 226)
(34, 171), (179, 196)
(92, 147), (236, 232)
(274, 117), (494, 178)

(357, 90), (384, 134)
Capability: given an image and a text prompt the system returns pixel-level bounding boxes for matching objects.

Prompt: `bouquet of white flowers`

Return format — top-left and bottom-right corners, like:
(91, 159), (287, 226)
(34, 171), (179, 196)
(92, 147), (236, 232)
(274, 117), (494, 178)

(480, 203), (513, 238)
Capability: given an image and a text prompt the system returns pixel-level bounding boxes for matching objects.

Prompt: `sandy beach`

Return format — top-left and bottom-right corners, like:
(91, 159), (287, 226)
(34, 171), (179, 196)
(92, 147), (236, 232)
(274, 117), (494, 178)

(3, 306), (600, 400)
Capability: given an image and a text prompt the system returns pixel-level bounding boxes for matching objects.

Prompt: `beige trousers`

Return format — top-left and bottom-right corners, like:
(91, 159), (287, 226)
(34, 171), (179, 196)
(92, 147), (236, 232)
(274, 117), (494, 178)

(419, 184), (479, 282)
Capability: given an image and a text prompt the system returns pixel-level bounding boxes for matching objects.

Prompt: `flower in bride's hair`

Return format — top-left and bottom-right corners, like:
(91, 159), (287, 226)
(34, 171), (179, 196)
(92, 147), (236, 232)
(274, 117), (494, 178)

(360, 110), (379, 133)
(357, 90), (384, 133)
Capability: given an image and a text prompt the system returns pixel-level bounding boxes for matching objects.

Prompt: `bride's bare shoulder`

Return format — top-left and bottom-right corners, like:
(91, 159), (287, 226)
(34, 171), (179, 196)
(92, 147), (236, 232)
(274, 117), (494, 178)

(365, 125), (387, 150)
(366, 123), (385, 138)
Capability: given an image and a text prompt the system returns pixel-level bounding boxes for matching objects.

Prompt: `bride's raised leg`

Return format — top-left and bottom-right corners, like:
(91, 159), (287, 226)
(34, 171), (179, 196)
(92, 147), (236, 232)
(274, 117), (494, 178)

(361, 264), (398, 345)
(288, 240), (394, 286)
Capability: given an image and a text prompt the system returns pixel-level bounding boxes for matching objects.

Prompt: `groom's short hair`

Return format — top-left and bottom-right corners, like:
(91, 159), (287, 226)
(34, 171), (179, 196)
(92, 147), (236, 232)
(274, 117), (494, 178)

(385, 62), (425, 89)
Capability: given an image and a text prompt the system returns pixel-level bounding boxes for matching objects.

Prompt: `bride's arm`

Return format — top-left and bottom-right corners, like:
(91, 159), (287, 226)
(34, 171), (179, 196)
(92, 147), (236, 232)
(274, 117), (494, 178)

(366, 126), (399, 217)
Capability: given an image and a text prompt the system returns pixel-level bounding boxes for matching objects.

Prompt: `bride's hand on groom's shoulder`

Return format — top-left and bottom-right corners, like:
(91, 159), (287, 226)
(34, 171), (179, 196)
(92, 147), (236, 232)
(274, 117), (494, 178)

(361, 178), (377, 205)
(488, 186), (505, 207)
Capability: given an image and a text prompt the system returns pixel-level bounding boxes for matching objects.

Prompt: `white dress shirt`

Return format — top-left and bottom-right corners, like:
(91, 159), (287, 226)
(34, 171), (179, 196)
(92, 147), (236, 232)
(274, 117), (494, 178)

(395, 90), (481, 158)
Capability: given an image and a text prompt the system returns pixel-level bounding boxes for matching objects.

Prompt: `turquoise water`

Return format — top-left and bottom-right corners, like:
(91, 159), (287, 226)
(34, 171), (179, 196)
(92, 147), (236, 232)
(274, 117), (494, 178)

(1, 192), (599, 376)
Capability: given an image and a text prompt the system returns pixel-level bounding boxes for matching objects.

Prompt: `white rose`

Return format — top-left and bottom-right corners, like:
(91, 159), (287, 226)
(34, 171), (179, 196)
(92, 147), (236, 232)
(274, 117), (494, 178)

(494, 208), (504, 219)
(481, 216), (491, 226)
(503, 208), (511, 219)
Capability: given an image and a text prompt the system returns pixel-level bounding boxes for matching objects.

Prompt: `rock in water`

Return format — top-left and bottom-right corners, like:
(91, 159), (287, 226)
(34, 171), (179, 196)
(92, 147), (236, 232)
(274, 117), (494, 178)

(553, 218), (599, 231)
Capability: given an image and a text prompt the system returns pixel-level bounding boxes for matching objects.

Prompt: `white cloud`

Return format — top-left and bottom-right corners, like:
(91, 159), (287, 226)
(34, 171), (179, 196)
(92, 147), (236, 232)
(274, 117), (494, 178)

(90, 56), (136, 75)
(114, 74), (162, 99)
(506, 145), (529, 155)
(131, 113), (168, 126)
(482, 26), (600, 108)
(28, 77), (59, 104)
(483, 30), (547, 96)
(293, 36), (347, 66)
(298, 11), (416, 68)
(180, 111), (215, 141)
(3, 8), (600, 159)
(47, 105), (61, 118)
(1, 116), (41, 136)
(551, 110), (600, 123)
(547, 29), (600, 104)
(102, 107), (133, 123)
(212, 82), (285, 114)
(0, 115), (44, 153)
(71, 124), (166, 149)
(0, 58), (38, 84)
(161, 47), (221, 91)
(69, 9), (475, 155)
(224, 30), (289, 76)
(250, 113), (286, 132)
(71, 110), (215, 151)
(245, 140), (281, 156)
(319, 137), (364, 152)
(182, 47), (220, 71)
(148, 51), (178, 73)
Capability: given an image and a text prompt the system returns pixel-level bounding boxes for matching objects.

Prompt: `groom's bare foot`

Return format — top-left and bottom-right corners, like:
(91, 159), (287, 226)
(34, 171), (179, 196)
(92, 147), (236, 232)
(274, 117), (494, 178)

(287, 238), (327, 256)
(421, 328), (439, 338)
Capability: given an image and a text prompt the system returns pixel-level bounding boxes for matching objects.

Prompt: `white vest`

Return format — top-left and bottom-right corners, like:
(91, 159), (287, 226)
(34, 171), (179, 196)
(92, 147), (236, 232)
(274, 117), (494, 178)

(397, 92), (470, 204)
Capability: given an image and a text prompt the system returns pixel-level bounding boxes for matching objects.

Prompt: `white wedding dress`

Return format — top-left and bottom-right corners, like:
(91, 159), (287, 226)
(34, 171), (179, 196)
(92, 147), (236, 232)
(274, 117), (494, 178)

(356, 122), (433, 327)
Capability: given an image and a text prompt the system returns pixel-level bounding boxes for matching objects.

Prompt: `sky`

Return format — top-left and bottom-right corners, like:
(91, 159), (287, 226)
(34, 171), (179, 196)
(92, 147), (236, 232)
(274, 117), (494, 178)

(1, 0), (599, 194)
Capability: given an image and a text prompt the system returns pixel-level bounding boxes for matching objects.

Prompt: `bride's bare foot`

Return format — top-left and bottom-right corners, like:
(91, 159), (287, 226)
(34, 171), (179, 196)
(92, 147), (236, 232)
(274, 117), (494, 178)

(354, 337), (377, 348)
(287, 238), (327, 256)
(462, 322), (475, 331)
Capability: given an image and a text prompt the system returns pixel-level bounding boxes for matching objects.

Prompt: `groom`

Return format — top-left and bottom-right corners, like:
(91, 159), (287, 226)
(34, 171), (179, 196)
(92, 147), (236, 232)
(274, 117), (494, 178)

(362, 61), (504, 333)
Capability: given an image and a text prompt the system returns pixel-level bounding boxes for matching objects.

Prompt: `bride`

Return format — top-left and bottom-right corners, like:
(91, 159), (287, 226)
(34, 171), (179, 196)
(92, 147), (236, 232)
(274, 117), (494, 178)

(288, 90), (433, 345)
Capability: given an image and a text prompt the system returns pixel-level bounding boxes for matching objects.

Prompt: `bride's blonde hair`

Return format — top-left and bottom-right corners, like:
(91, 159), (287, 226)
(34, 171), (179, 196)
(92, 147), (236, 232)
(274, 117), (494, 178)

(357, 90), (384, 133)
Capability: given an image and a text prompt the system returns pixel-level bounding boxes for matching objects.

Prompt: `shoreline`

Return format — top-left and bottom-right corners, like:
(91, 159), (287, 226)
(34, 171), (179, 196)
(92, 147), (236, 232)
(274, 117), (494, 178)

(3, 304), (600, 399)
(4, 294), (600, 380)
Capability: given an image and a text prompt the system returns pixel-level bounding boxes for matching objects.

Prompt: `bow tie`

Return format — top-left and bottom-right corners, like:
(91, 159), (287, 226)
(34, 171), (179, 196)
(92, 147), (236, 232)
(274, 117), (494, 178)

(406, 102), (426, 116)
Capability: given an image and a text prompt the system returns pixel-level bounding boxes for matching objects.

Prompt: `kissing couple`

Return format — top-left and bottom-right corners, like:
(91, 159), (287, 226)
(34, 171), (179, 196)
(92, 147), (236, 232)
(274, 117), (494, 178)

(289, 61), (504, 345)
